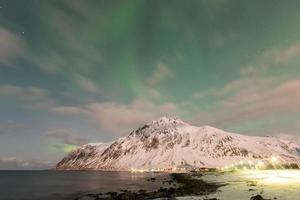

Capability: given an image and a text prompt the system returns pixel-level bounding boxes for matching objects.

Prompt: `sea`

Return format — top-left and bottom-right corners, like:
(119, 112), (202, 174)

(0, 170), (169, 200)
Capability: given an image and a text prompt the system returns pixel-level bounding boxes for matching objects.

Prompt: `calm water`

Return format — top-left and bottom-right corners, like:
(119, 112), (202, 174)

(0, 171), (169, 200)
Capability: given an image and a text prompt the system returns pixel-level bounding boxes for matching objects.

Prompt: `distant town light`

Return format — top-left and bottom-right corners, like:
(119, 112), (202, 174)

(257, 161), (264, 167)
(271, 156), (279, 164)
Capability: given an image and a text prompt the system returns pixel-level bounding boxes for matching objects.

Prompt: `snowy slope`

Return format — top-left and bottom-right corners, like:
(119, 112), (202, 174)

(56, 143), (111, 170)
(56, 117), (300, 170)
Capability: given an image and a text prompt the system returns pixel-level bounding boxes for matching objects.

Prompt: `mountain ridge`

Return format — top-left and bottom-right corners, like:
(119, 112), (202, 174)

(56, 117), (300, 170)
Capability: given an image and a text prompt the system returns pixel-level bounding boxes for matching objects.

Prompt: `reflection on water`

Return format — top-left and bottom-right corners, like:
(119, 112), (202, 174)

(0, 171), (168, 200)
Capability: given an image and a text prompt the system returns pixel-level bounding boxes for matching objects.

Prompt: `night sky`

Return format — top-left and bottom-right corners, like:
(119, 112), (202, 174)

(1, 0), (300, 169)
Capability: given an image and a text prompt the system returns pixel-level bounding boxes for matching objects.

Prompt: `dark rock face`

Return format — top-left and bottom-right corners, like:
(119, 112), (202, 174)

(250, 194), (270, 200)
(56, 144), (96, 169)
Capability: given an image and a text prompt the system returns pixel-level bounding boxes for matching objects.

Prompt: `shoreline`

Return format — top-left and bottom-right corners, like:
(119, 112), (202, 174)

(73, 172), (224, 200)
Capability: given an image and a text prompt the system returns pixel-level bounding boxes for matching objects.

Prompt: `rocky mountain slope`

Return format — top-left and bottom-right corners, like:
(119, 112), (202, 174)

(56, 117), (300, 170)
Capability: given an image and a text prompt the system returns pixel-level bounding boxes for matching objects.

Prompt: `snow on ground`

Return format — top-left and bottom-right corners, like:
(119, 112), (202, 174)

(177, 170), (300, 200)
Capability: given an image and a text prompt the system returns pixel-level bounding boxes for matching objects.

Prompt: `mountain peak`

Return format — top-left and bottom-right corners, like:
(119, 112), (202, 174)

(148, 116), (187, 126)
(128, 116), (187, 137)
(200, 125), (224, 132)
(57, 117), (300, 171)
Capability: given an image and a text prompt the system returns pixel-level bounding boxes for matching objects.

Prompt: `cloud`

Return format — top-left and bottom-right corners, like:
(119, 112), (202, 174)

(0, 85), (50, 100)
(239, 65), (262, 76)
(74, 74), (99, 93)
(50, 99), (178, 135)
(0, 157), (53, 170)
(62, 0), (95, 18)
(30, 4), (103, 74)
(0, 4), (103, 74)
(0, 27), (26, 67)
(273, 42), (300, 65)
(219, 76), (281, 98)
(0, 84), (54, 109)
(31, 49), (65, 73)
(240, 42), (300, 76)
(190, 41), (300, 132)
(190, 75), (282, 105)
(0, 122), (30, 136)
(85, 102), (153, 134)
(85, 100), (178, 135)
(147, 63), (174, 87)
(189, 41), (300, 133)
(147, 88), (163, 99)
(46, 129), (89, 146)
(134, 63), (175, 102)
(0, 26), (62, 73)
(46, 63), (176, 136)
(190, 78), (300, 133)
(50, 106), (87, 115)
(222, 78), (300, 117)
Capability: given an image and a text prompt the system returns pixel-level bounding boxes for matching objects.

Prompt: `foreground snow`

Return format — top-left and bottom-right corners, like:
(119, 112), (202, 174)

(57, 117), (300, 170)
(177, 170), (300, 200)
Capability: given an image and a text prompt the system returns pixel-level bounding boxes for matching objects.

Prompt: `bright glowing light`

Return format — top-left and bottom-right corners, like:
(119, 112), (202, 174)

(248, 160), (253, 165)
(256, 161), (264, 168)
(131, 168), (136, 172)
(271, 156), (279, 164)
(241, 170), (300, 185)
(239, 161), (244, 165)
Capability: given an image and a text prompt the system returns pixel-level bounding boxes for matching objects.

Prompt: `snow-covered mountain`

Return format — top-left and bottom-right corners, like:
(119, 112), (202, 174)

(56, 117), (300, 170)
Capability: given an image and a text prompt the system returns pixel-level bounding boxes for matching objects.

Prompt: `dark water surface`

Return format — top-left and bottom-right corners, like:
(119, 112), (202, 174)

(0, 170), (169, 200)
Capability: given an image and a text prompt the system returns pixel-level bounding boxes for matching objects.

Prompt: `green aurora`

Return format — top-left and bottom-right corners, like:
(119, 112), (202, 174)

(0, 0), (300, 168)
